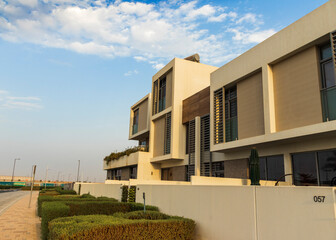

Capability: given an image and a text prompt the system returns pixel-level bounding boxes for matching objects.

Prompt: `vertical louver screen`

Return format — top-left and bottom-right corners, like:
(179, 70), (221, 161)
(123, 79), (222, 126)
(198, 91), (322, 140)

(164, 112), (171, 154)
(214, 88), (224, 144)
(331, 31), (336, 71)
(187, 119), (195, 181)
(200, 115), (211, 177)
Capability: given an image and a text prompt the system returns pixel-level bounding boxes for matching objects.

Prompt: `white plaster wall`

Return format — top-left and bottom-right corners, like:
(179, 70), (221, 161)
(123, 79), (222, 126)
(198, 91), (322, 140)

(136, 184), (336, 240)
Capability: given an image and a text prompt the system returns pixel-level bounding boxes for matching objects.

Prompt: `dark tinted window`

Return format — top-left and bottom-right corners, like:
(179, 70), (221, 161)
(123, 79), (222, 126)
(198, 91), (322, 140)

(292, 152), (318, 186)
(317, 150), (336, 186)
(259, 155), (284, 181)
(320, 44), (332, 60)
(259, 157), (267, 180)
(321, 60), (336, 89)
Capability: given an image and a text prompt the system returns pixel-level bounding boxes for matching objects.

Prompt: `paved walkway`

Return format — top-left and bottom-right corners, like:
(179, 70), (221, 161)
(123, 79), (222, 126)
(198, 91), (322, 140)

(0, 191), (41, 240)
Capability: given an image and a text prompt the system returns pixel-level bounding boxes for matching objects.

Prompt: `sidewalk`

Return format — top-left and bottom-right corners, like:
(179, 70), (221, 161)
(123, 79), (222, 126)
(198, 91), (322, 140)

(0, 191), (41, 240)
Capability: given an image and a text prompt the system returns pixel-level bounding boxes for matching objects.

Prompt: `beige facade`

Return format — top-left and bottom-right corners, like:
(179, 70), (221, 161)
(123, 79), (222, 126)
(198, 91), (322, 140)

(106, 0), (336, 186)
(272, 46), (322, 131)
(237, 71), (265, 139)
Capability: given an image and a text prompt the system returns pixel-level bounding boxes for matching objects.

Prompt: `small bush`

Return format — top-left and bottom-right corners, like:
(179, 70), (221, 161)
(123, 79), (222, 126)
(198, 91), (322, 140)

(128, 186), (136, 203)
(58, 189), (77, 195)
(49, 214), (195, 240)
(80, 193), (95, 199)
(21, 186), (41, 191)
(41, 201), (158, 239)
(121, 186), (128, 202)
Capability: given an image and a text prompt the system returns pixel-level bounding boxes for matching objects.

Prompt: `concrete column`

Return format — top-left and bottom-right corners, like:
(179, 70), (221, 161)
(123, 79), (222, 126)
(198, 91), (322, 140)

(262, 64), (276, 134)
(283, 152), (293, 184)
(195, 116), (201, 176)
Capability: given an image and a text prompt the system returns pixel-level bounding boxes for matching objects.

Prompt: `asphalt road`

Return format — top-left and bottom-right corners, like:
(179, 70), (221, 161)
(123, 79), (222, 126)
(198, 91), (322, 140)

(0, 190), (29, 216)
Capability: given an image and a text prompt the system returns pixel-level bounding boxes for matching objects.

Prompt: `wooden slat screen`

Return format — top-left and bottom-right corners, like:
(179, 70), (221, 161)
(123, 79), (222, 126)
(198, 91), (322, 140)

(213, 88), (224, 144)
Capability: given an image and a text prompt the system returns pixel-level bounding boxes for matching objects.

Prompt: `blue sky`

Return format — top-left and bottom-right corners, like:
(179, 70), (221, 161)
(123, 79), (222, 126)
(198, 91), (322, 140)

(0, 0), (329, 182)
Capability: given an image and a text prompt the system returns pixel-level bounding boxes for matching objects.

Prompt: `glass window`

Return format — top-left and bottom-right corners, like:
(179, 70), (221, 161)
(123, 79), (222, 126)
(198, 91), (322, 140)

(317, 150), (336, 186)
(292, 152), (318, 186)
(159, 77), (166, 112)
(225, 86), (238, 142)
(259, 157), (267, 180)
(259, 155), (284, 181)
(185, 123), (189, 154)
(320, 44), (332, 60)
(212, 161), (224, 178)
(321, 60), (336, 89)
(132, 109), (139, 134)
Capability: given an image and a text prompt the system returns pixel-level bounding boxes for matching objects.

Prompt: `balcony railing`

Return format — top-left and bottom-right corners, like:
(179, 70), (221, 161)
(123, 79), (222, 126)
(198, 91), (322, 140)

(321, 86), (336, 121)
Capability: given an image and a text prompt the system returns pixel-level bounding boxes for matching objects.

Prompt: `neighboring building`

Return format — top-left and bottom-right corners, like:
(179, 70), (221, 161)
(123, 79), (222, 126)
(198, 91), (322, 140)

(104, 55), (218, 181)
(105, 0), (336, 186)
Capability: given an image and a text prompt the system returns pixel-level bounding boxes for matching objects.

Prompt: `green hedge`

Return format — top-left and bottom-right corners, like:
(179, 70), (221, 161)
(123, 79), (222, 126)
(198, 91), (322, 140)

(37, 195), (118, 217)
(121, 186), (128, 202)
(49, 214), (195, 240)
(128, 186), (136, 203)
(41, 201), (159, 240)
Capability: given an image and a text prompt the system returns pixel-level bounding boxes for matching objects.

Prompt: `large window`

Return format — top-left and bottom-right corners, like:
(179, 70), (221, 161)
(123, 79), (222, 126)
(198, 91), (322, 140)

(225, 86), (238, 142)
(132, 109), (139, 134)
(130, 166), (137, 179)
(292, 149), (336, 186)
(259, 155), (285, 181)
(152, 76), (167, 115)
(159, 77), (166, 112)
(212, 161), (224, 177)
(320, 43), (336, 121)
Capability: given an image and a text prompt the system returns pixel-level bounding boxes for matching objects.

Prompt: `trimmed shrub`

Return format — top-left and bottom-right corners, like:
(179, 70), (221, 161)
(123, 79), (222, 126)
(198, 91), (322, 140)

(80, 193), (95, 199)
(49, 214), (195, 240)
(37, 195), (118, 217)
(41, 201), (158, 239)
(58, 189), (77, 195)
(121, 186), (128, 202)
(128, 186), (136, 203)
(114, 210), (169, 220)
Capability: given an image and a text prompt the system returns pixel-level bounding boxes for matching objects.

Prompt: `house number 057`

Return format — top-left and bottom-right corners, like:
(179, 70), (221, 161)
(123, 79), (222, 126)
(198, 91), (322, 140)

(313, 196), (325, 203)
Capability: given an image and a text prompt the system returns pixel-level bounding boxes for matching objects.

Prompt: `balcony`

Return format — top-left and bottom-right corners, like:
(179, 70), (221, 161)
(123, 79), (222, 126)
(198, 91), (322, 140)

(104, 149), (150, 170)
(321, 86), (336, 121)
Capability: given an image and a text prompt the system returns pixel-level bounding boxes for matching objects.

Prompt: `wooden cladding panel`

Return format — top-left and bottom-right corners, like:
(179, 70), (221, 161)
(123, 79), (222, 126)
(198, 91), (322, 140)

(182, 87), (210, 124)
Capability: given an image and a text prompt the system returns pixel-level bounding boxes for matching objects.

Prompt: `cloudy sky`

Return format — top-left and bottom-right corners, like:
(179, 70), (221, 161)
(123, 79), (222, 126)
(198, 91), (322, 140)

(0, 0), (329, 182)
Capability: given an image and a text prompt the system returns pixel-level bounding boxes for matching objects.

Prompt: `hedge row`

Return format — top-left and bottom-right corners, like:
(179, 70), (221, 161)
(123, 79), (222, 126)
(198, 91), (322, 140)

(41, 201), (159, 239)
(49, 213), (195, 240)
(38, 195), (118, 217)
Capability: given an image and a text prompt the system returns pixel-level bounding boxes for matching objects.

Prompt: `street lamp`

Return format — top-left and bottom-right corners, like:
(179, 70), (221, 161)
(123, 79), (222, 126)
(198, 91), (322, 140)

(11, 158), (20, 182)
(76, 160), (80, 182)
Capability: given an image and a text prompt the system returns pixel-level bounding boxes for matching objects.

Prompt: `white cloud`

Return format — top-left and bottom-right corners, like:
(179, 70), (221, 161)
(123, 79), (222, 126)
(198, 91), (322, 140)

(0, 90), (43, 110)
(124, 70), (139, 77)
(0, 0), (277, 69)
(229, 28), (276, 44)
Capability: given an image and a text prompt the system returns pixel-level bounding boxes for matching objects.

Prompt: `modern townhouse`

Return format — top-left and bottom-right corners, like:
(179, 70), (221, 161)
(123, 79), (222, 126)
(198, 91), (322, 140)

(104, 55), (218, 181)
(105, 0), (336, 186)
(210, 0), (336, 186)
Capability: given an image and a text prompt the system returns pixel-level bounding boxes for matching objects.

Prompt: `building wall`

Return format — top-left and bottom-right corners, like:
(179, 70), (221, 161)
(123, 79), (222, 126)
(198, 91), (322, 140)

(237, 71), (265, 139)
(153, 116), (165, 157)
(182, 87), (210, 124)
(136, 98), (149, 132)
(166, 71), (173, 108)
(223, 159), (249, 179)
(135, 184), (336, 240)
(162, 166), (186, 181)
(273, 46), (322, 131)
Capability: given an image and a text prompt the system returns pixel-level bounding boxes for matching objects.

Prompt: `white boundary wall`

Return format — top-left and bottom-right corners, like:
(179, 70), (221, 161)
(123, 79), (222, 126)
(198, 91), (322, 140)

(135, 185), (336, 240)
(74, 181), (336, 240)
